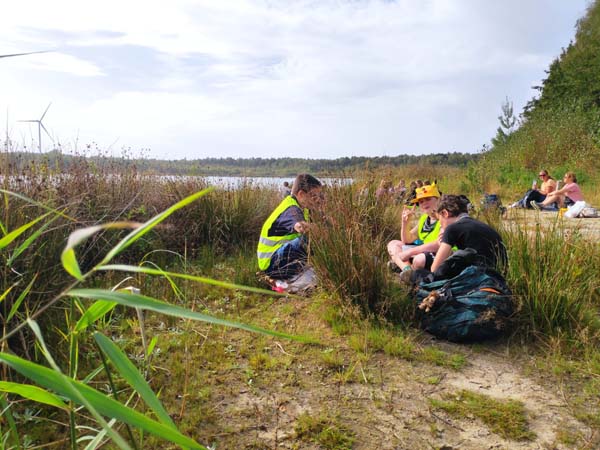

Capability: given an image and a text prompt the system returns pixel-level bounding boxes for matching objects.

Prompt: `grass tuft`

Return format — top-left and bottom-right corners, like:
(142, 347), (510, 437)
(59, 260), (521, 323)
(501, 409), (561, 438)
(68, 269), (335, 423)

(430, 389), (536, 441)
(295, 412), (355, 450)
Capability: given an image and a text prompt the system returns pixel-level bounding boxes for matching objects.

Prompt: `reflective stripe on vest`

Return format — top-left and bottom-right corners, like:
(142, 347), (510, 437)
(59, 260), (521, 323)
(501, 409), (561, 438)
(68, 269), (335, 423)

(257, 196), (309, 271)
(417, 214), (441, 244)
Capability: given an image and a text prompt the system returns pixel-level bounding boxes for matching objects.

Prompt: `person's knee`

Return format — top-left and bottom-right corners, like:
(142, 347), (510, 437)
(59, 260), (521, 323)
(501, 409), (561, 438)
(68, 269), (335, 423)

(387, 240), (402, 256)
(411, 253), (426, 269)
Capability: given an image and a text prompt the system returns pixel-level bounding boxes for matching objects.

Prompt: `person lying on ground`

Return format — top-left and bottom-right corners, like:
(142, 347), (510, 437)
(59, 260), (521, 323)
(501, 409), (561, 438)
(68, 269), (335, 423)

(257, 173), (323, 281)
(431, 194), (507, 274)
(510, 169), (557, 208)
(531, 171), (583, 210)
(387, 183), (442, 272)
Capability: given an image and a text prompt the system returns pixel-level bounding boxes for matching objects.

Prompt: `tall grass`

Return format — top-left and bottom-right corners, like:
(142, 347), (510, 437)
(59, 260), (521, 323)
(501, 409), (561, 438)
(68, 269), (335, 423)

(1, 152), (278, 356)
(501, 217), (600, 341)
(310, 181), (412, 320)
(0, 186), (305, 449)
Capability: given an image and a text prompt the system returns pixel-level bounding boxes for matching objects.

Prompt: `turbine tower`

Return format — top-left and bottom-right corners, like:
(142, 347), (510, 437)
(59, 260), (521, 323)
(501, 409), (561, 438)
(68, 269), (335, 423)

(19, 103), (53, 153)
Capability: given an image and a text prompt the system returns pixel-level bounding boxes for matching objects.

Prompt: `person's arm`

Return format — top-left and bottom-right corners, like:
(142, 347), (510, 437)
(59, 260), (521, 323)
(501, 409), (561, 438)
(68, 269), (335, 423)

(397, 240), (440, 261)
(400, 207), (417, 243)
(430, 242), (453, 273)
(549, 183), (570, 197)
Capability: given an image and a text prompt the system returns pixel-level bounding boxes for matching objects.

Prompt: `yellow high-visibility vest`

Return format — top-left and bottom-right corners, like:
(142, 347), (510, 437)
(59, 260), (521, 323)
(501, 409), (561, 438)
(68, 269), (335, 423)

(257, 196), (309, 271)
(417, 214), (441, 244)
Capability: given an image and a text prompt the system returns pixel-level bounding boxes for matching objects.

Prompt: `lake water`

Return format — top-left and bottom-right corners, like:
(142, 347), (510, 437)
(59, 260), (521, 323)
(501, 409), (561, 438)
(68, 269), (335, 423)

(160, 175), (352, 189)
(0, 174), (352, 190)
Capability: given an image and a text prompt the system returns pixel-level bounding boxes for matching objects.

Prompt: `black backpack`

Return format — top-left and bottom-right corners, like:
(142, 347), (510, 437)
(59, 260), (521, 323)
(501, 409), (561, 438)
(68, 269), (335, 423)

(480, 194), (506, 214)
(414, 265), (513, 342)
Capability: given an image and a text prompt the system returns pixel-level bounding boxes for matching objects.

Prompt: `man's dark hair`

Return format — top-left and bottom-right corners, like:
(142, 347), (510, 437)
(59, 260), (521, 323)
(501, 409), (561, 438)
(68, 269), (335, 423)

(437, 194), (469, 217)
(292, 173), (322, 195)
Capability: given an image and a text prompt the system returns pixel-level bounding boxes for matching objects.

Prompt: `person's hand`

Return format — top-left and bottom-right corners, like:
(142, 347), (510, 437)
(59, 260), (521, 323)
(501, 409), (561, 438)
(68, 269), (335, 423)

(294, 221), (311, 233)
(401, 206), (415, 223)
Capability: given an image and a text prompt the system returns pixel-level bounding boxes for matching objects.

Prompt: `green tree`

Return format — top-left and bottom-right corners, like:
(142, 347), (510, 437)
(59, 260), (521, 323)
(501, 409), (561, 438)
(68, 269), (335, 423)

(491, 97), (517, 147)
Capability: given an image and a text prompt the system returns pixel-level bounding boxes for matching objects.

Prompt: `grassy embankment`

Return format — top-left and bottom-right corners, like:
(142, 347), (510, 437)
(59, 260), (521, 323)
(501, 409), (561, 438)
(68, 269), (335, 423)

(1, 153), (599, 448)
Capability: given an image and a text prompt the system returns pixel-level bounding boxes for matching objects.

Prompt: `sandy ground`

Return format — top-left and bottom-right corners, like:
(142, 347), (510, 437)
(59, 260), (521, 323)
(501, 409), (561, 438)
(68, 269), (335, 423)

(503, 208), (600, 241)
(201, 337), (598, 449)
(161, 298), (599, 450)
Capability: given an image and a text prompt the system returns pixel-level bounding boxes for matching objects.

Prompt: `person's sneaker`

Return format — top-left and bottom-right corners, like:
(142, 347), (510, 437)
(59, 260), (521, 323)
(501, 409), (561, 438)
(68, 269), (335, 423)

(508, 201), (519, 209)
(256, 271), (276, 287)
(387, 261), (402, 273)
(398, 268), (413, 285)
(530, 200), (541, 210)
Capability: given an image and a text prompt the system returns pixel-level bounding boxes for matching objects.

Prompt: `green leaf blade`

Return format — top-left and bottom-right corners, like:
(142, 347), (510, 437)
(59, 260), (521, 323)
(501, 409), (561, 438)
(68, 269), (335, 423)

(0, 381), (68, 410)
(101, 188), (214, 265)
(93, 332), (176, 429)
(0, 213), (49, 249)
(68, 289), (318, 344)
(0, 353), (207, 450)
(98, 263), (287, 297)
(74, 300), (118, 333)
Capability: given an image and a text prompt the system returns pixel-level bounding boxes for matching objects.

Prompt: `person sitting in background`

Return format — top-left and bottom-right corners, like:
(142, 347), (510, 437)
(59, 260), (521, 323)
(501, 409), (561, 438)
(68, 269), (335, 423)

(387, 184), (442, 273)
(531, 171), (583, 210)
(431, 194), (507, 274)
(257, 174), (323, 281)
(405, 180), (418, 204)
(280, 181), (292, 198)
(393, 179), (407, 204)
(376, 179), (393, 201)
(510, 169), (557, 208)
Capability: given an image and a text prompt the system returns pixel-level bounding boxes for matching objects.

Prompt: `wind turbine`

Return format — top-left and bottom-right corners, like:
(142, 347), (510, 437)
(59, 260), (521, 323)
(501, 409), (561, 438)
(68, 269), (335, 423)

(0, 51), (49, 59)
(19, 103), (53, 152)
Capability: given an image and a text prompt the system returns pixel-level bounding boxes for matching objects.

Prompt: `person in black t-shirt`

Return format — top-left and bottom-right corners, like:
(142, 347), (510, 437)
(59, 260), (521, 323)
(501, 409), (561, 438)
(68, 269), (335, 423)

(431, 195), (507, 273)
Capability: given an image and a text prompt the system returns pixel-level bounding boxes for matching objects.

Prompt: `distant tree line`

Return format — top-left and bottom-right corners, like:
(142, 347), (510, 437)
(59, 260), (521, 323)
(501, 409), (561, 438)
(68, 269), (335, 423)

(3, 150), (479, 177)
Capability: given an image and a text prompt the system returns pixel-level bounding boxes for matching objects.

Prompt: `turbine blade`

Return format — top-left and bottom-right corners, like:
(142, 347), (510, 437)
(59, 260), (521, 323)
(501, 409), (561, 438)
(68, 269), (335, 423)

(18, 120), (39, 123)
(40, 122), (53, 141)
(40, 102), (52, 121)
(0, 51), (50, 59)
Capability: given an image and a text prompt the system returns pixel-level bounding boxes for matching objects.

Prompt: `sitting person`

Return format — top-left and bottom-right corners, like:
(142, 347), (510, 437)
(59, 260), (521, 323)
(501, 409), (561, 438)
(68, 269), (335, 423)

(531, 171), (583, 210)
(279, 181), (292, 198)
(393, 179), (407, 204)
(376, 179), (393, 201)
(257, 174), (323, 281)
(405, 180), (418, 204)
(431, 194), (507, 274)
(510, 169), (557, 208)
(387, 184), (442, 272)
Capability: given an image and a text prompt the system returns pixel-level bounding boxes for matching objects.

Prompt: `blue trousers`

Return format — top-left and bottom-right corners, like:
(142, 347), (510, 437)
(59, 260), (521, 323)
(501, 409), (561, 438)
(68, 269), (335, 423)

(266, 236), (308, 280)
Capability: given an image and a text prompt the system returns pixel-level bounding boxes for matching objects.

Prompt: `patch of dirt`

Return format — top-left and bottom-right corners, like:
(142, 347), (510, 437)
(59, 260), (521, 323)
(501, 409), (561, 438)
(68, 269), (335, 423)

(152, 297), (598, 450)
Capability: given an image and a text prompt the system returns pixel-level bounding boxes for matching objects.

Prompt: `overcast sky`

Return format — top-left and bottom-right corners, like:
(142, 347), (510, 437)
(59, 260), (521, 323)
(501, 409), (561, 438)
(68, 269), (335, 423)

(1, 0), (591, 160)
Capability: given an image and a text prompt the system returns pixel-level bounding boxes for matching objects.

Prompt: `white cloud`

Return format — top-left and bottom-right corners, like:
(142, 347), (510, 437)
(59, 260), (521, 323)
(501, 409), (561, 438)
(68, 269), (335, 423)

(10, 52), (104, 77)
(1, 0), (592, 159)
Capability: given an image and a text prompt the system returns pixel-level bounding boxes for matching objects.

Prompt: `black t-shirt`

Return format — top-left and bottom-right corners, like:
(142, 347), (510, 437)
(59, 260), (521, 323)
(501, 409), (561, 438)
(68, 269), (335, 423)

(442, 216), (507, 269)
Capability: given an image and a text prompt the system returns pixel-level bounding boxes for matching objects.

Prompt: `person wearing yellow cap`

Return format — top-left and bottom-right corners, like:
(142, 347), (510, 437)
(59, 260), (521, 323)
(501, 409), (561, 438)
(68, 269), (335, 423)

(387, 183), (442, 273)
